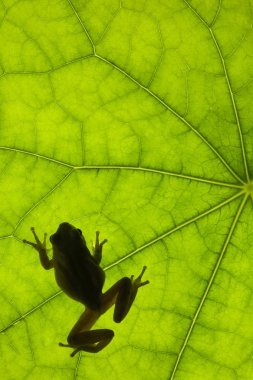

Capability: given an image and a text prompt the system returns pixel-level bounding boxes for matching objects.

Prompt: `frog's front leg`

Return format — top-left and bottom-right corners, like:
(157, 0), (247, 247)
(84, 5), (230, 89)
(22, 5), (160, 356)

(59, 308), (114, 356)
(92, 231), (107, 264)
(23, 227), (53, 270)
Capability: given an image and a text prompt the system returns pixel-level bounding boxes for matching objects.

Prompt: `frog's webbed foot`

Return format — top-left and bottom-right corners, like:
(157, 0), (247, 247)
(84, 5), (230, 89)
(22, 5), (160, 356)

(59, 328), (114, 356)
(59, 342), (82, 357)
(92, 231), (107, 252)
(92, 231), (107, 264)
(131, 266), (150, 290)
(23, 227), (53, 270)
(23, 227), (47, 254)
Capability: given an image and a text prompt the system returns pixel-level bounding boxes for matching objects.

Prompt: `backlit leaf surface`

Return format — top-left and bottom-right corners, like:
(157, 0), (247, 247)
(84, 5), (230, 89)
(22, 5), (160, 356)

(0, 1), (253, 379)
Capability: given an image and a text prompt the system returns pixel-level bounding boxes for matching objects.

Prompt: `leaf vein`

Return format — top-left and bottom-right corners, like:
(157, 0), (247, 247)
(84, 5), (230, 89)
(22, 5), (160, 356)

(169, 193), (249, 379)
(66, 0), (95, 54)
(0, 147), (242, 188)
(105, 191), (245, 270)
(183, 0), (249, 182)
(78, 169), (242, 189)
(96, 54), (244, 184)
(13, 170), (74, 234)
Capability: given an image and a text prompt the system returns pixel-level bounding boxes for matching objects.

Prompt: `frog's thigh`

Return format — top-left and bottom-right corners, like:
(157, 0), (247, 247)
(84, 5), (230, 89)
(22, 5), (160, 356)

(101, 277), (132, 323)
(67, 308), (114, 351)
(68, 308), (100, 341)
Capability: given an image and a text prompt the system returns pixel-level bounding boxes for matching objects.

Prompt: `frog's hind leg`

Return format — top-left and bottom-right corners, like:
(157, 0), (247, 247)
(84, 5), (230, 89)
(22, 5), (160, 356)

(60, 267), (149, 356)
(101, 266), (149, 323)
(59, 308), (114, 356)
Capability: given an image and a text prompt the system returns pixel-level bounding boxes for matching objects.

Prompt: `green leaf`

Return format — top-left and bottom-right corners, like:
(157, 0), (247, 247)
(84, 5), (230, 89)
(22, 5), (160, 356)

(1, 0), (253, 379)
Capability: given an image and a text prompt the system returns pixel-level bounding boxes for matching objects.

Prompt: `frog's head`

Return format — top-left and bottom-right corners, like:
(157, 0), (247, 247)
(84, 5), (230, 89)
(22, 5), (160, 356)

(50, 222), (86, 253)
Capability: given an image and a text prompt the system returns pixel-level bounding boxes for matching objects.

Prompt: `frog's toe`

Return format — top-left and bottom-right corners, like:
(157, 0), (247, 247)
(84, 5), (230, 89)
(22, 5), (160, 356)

(134, 266), (149, 288)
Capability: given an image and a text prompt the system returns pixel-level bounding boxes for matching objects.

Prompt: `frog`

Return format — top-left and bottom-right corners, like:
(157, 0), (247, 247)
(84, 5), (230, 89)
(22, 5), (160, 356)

(23, 222), (149, 356)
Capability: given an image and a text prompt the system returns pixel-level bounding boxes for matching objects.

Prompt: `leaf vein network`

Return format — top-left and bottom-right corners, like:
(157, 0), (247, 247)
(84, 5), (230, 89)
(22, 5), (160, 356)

(0, 145), (243, 189)
(65, 0), (246, 184)
(169, 193), (249, 379)
(96, 54), (244, 185)
(183, 0), (249, 182)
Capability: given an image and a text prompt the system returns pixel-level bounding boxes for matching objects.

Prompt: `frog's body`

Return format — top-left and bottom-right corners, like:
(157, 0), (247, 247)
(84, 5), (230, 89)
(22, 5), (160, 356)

(23, 223), (149, 356)
(51, 223), (105, 310)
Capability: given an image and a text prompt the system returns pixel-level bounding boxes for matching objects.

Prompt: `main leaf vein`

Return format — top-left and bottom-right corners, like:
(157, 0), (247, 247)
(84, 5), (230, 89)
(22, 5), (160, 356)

(96, 54), (244, 184)
(169, 193), (249, 379)
(0, 147), (242, 188)
(64, 0), (245, 184)
(183, 0), (250, 182)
